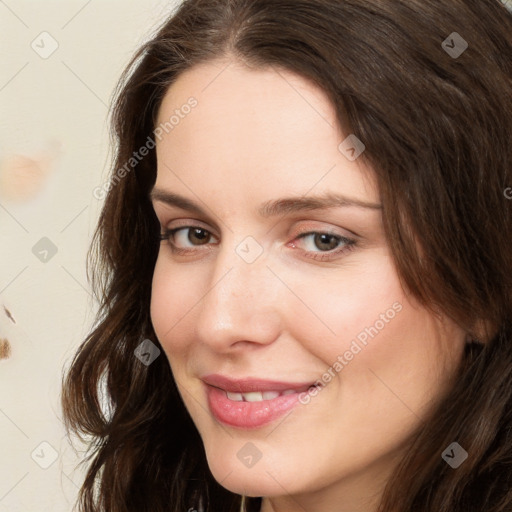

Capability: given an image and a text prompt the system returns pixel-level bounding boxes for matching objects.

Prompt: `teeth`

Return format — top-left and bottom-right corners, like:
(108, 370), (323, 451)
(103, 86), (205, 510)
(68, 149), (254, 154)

(243, 391), (264, 402)
(226, 391), (244, 401)
(225, 389), (298, 402)
(262, 391), (280, 400)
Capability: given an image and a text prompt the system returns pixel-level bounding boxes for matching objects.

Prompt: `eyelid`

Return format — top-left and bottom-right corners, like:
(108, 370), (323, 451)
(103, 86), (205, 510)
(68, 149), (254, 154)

(291, 223), (359, 240)
(163, 218), (219, 236)
(153, 206), (222, 235)
(160, 219), (355, 246)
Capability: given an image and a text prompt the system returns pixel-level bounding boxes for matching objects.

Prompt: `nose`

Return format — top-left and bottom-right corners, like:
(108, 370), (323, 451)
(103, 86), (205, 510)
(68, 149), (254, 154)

(194, 239), (283, 353)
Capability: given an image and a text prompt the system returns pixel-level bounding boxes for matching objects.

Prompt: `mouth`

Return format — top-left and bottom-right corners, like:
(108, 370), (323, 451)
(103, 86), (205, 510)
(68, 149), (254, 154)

(201, 373), (317, 394)
(213, 384), (315, 402)
(201, 374), (319, 429)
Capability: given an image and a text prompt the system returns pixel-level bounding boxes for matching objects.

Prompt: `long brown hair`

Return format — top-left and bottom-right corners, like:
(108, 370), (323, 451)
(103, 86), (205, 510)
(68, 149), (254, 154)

(61, 1), (512, 511)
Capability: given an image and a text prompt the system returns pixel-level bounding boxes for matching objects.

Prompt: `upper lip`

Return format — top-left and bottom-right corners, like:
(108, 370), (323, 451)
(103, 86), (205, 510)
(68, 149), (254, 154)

(201, 374), (317, 394)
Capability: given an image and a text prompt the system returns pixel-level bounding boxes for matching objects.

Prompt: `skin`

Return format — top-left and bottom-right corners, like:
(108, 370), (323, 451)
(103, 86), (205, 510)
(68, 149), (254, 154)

(149, 57), (468, 512)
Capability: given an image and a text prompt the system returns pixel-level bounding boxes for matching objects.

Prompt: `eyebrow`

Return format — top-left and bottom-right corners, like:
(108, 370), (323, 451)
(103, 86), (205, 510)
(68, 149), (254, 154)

(148, 188), (382, 218)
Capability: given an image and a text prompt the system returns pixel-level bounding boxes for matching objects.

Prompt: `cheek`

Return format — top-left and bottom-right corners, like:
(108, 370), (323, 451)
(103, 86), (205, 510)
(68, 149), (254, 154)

(287, 250), (400, 362)
(149, 255), (199, 354)
(150, 258), (170, 339)
(290, 251), (462, 411)
(330, 293), (463, 420)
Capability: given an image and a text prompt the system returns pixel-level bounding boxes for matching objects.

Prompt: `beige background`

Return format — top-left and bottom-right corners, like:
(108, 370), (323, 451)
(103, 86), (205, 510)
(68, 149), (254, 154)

(0, 1), (181, 510)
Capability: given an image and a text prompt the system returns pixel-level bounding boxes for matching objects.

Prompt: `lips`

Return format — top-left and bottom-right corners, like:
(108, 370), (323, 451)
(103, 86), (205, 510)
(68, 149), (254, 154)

(201, 374), (316, 394)
(200, 374), (319, 428)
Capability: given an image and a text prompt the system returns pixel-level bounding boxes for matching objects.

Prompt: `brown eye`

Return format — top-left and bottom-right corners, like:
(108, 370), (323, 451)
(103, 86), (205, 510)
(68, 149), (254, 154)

(312, 233), (340, 251)
(290, 231), (357, 262)
(187, 228), (210, 245)
(159, 226), (218, 250)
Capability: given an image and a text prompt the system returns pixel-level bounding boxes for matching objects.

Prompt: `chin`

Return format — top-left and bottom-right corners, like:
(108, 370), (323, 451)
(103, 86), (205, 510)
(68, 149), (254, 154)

(205, 453), (291, 497)
(214, 473), (283, 498)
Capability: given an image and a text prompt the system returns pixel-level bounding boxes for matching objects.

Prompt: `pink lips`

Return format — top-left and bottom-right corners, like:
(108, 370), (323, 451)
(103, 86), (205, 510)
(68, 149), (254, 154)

(202, 374), (317, 429)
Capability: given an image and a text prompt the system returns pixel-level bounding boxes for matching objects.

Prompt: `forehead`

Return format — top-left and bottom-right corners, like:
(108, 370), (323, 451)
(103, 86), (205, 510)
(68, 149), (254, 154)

(156, 58), (345, 142)
(154, 58), (379, 208)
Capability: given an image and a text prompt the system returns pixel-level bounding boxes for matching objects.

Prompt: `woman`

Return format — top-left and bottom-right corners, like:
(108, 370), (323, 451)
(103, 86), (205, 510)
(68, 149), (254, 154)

(61, 1), (512, 511)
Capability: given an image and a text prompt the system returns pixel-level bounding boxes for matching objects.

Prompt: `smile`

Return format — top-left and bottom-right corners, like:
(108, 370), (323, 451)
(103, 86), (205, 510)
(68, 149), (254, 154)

(201, 375), (320, 429)
(225, 389), (300, 402)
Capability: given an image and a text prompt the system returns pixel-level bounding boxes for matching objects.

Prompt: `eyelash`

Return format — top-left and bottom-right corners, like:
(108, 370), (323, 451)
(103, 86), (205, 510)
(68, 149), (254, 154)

(158, 226), (357, 262)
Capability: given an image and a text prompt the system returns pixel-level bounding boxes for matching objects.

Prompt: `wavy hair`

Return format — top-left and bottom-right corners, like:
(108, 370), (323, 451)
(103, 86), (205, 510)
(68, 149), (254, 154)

(61, 1), (512, 511)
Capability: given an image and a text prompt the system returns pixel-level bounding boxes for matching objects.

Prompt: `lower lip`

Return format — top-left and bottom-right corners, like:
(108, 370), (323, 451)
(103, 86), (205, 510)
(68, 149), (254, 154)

(205, 384), (306, 429)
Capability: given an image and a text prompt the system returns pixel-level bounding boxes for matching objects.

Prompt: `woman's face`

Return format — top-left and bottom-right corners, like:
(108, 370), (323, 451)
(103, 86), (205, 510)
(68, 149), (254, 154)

(149, 58), (467, 511)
